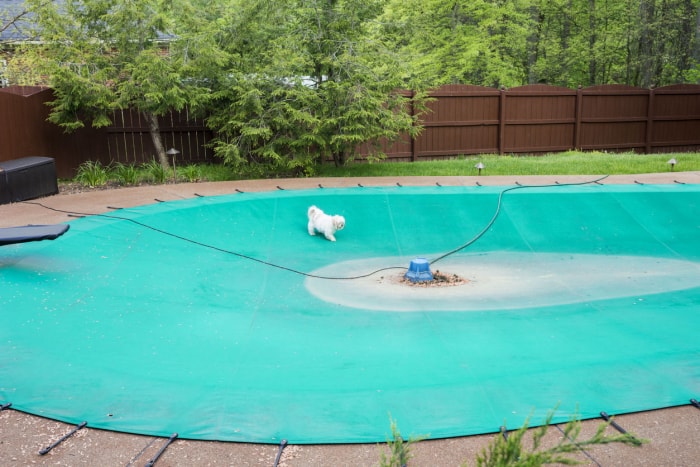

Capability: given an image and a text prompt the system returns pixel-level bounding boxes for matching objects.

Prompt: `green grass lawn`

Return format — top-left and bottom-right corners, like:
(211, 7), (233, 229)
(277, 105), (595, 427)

(314, 151), (700, 177)
(63, 151), (699, 189)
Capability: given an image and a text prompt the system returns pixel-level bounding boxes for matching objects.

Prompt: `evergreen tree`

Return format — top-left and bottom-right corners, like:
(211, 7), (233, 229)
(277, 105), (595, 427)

(24, 0), (214, 168)
(207, 0), (425, 171)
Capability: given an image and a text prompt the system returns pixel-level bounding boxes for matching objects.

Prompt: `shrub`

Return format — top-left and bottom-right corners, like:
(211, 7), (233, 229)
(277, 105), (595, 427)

(179, 164), (202, 183)
(474, 409), (644, 467)
(112, 162), (139, 186)
(379, 416), (427, 467)
(141, 159), (168, 184)
(75, 160), (109, 187)
(378, 408), (645, 467)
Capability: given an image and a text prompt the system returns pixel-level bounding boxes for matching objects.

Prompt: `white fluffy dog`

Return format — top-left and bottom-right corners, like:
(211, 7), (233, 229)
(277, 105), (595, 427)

(307, 205), (345, 242)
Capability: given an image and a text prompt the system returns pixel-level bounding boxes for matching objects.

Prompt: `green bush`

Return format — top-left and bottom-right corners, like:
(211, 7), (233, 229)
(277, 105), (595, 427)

(179, 164), (202, 183)
(379, 416), (427, 467)
(75, 160), (109, 187)
(111, 162), (139, 186)
(474, 410), (644, 467)
(141, 159), (168, 184)
(379, 409), (645, 467)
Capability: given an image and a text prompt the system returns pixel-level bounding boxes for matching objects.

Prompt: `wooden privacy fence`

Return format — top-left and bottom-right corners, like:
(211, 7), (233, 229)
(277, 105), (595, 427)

(374, 83), (700, 162)
(0, 87), (214, 178)
(108, 106), (213, 166)
(1, 84), (699, 178)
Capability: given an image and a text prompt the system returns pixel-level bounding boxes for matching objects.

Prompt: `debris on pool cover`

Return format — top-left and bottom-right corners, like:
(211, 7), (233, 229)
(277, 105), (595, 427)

(399, 270), (468, 287)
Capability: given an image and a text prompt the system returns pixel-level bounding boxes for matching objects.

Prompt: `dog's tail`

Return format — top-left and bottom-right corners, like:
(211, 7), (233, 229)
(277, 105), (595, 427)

(308, 205), (318, 218)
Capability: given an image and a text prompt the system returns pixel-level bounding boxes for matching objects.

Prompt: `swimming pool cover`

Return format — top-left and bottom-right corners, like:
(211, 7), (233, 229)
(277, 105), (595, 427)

(1, 183), (699, 443)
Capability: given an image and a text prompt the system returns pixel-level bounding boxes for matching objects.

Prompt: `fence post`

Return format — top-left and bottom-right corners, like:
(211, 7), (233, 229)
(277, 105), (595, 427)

(498, 86), (506, 155)
(574, 85), (583, 150)
(645, 86), (655, 154)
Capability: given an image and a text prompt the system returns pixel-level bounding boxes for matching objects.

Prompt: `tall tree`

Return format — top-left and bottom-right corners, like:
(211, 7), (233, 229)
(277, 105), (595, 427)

(208, 0), (424, 171)
(383, 0), (700, 87)
(24, 0), (212, 168)
(381, 0), (535, 87)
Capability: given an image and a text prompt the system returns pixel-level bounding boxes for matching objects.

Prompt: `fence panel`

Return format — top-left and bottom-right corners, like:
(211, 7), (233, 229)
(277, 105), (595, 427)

(0, 87), (43, 157)
(106, 107), (213, 166)
(413, 85), (500, 159)
(0, 87), (214, 178)
(0, 87), (108, 178)
(577, 85), (650, 152)
(501, 85), (577, 154)
(651, 84), (700, 153)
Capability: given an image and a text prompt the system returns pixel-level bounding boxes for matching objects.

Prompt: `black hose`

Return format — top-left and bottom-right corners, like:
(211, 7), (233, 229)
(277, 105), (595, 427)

(23, 176), (608, 281)
(430, 175), (608, 266)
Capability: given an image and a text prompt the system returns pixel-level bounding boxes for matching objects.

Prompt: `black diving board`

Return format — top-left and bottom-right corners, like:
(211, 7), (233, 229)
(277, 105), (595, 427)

(0, 224), (70, 246)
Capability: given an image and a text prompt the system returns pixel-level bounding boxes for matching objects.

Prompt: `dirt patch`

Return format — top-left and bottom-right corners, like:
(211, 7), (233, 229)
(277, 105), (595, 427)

(398, 270), (468, 287)
(58, 181), (149, 195)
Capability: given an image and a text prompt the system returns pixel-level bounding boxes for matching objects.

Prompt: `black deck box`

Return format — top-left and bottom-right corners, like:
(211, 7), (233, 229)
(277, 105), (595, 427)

(0, 157), (59, 205)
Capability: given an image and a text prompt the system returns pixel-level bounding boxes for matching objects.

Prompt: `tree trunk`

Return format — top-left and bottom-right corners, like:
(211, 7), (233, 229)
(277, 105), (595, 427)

(625, 0), (634, 85)
(695, 3), (700, 67)
(562, 0), (572, 79)
(653, 0), (669, 83)
(145, 111), (170, 169)
(638, 0), (656, 88)
(588, 0), (597, 84)
(678, 0), (696, 77)
(332, 150), (346, 167)
(526, 6), (543, 83)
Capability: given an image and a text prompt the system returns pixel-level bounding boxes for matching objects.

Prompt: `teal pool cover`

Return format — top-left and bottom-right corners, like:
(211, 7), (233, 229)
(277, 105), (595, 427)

(1, 182), (699, 444)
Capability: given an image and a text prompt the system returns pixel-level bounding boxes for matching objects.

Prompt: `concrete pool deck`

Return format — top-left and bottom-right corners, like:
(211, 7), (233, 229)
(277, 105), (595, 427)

(1, 171), (699, 466)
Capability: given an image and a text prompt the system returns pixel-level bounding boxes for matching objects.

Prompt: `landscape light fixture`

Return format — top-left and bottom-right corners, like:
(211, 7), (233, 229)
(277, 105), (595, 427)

(475, 162), (485, 176)
(667, 158), (677, 171)
(167, 148), (180, 181)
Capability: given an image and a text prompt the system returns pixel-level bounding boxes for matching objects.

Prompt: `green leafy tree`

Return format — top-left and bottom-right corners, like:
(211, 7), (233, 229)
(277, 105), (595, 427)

(207, 0), (426, 172)
(631, 0), (700, 86)
(525, 0), (633, 86)
(382, 0), (700, 87)
(24, 0), (213, 168)
(381, 0), (534, 87)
